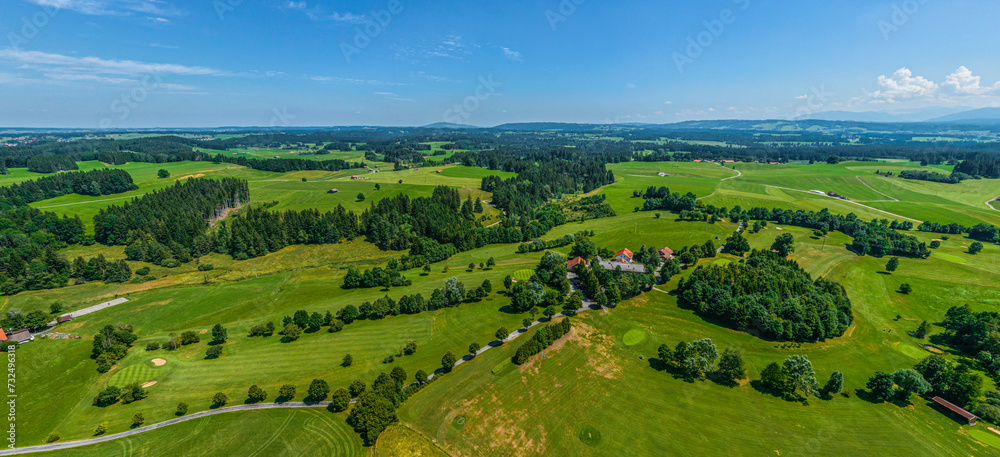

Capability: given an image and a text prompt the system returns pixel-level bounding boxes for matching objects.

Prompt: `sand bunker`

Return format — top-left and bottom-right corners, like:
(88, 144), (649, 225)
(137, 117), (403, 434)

(151, 358), (166, 366)
(199, 329), (209, 334)
(141, 381), (157, 388)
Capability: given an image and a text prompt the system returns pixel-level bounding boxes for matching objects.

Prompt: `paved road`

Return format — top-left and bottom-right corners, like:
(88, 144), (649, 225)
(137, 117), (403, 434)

(44, 298), (130, 328)
(0, 400), (354, 455)
(12, 276), (604, 454)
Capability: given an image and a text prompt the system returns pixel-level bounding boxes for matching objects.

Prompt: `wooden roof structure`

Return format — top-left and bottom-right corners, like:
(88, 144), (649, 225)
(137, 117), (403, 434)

(932, 397), (978, 424)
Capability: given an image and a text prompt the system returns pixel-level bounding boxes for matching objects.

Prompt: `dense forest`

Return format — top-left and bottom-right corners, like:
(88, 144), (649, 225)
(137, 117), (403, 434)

(0, 169), (136, 204)
(678, 250), (854, 341)
(94, 178), (249, 248)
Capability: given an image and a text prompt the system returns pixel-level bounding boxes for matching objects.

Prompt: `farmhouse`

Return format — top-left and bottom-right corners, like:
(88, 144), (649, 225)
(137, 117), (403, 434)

(596, 257), (646, 274)
(327, 188), (339, 194)
(932, 397), (978, 425)
(7, 329), (33, 344)
(614, 248), (634, 263)
(566, 256), (589, 270)
(658, 246), (674, 259)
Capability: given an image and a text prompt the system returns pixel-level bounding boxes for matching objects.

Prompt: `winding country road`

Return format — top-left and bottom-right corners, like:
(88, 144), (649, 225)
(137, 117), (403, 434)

(6, 282), (604, 455)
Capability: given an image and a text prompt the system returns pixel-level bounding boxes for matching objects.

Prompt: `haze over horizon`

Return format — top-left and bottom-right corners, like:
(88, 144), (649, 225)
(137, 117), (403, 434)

(3, 0), (1000, 128)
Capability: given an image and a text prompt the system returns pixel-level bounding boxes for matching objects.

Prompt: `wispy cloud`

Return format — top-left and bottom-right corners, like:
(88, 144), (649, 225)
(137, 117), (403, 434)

(283, 1), (366, 23)
(149, 42), (179, 49)
(499, 46), (521, 61)
(396, 35), (479, 62)
(26, 0), (183, 17)
(303, 74), (405, 86)
(409, 71), (462, 83)
(0, 48), (219, 76)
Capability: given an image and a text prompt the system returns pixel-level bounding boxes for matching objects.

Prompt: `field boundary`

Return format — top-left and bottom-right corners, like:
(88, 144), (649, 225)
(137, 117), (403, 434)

(854, 176), (899, 202)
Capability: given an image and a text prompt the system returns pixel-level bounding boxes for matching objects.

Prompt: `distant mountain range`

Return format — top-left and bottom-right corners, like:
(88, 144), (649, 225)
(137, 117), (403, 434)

(798, 106), (1000, 124)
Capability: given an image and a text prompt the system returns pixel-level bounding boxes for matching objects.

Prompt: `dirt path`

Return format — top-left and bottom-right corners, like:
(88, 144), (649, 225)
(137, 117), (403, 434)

(986, 196), (1000, 211)
(698, 163), (742, 201)
(854, 176), (899, 202)
(763, 184), (921, 222)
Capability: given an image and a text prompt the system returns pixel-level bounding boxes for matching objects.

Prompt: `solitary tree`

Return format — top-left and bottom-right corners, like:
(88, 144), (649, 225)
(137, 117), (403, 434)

(771, 233), (796, 257)
(468, 262), (475, 271)
(211, 392), (228, 408)
(278, 384), (296, 400)
(885, 257), (899, 273)
(970, 242), (984, 255)
(912, 321), (930, 339)
(782, 355), (818, 397)
(495, 327), (509, 342)
(415, 369), (428, 384)
(175, 402), (188, 416)
(205, 345), (223, 359)
(247, 385), (268, 403)
(522, 318), (533, 329)
(544, 306), (557, 319)
(306, 379), (330, 402)
(157, 169), (170, 178)
(348, 379), (366, 397)
(717, 348), (746, 384)
(486, 257), (496, 269)
(422, 264), (432, 275)
(824, 371), (844, 395)
(469, 342), (481, 356)
(441, 351), (457, 372)
(504, 275), (513, 291)
(357, 192), (365, 202)
(330, 388), (351, 412)
(131, 412), (145, 427)
(94, 422), (108, 436)
(899, 283), (913, 294)
(760, 362), (787, 394)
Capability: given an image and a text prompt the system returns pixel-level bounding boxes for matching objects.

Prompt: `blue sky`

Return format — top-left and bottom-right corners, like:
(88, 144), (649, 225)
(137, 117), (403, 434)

(2, 0), (999, 127)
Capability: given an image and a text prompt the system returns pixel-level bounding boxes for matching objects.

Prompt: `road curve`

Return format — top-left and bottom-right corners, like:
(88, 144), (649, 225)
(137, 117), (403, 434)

(0, 401), (342, 455)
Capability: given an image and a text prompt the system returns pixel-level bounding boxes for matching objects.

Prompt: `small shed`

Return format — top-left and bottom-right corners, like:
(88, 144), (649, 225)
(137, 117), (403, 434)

(932, 397), (978, 425)
(327, 189), (339, 194)
(436, 170), (443, 174)
(58, 315), (73, 323)
(8, 329), (33, 344)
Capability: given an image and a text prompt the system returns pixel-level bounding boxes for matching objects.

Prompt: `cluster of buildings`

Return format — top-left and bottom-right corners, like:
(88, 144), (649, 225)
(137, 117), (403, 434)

(0, 329), (34, 345)
(566, 246), (673, 275)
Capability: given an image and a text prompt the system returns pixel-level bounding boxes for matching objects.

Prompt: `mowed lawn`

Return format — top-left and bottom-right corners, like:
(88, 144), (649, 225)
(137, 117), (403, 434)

(35, 408), (363, 457)
(10, 238), (546, 445)
(397, 229), (1000, 456)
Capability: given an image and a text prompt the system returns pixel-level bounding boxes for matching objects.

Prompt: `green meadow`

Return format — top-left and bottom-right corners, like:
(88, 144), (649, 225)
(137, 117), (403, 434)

(6, 158), (1000, 455)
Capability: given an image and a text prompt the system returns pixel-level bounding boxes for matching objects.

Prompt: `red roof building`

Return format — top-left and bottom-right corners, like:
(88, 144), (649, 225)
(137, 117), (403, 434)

(566, 256), (588, 270)
(58, 315), (73, 323)
(0, 329), (6, 342)
(932, 397), (979, 425)
(614, 248), (634, 263)
(658, 247), (674, 259)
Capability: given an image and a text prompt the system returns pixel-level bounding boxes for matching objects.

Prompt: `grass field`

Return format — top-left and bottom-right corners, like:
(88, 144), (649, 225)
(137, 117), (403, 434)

(34, 409), (363, 457)
(8, 158), (1000, 456)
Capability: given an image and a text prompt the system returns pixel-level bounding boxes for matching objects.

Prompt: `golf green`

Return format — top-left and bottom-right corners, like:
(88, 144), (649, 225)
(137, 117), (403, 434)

(623, 329), (646, 346)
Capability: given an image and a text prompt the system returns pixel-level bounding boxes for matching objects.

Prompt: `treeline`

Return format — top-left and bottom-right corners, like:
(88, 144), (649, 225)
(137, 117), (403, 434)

(94, 178), (248, 247)
(210, 153), (361, 173)
(342, 266), (410, 289)
(919, 221), (999, 243)
(898, 170), (966, 184)
(954, 156), (1000, 179)
(0, 169), (136, 204)
(219, 206), (358, 260)
(513, 318), (572, 364)
(678, 250), (853, 341)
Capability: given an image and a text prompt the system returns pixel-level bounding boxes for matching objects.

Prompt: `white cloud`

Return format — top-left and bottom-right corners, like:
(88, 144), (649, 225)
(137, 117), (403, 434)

(149, 42), (179, 49)
(870, 67), (938, 101)
(27, 0), (182, 17)
(794, 94), (808, 100)
(286, 1), (306, 9)
(303, 74), (405, 86)
(0, 48), (219, 76)
(943, 66), (1000, 95)
(625, 83), (636, 89)
(664, 101), (673, 105)
(499, 46), (521, 61)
